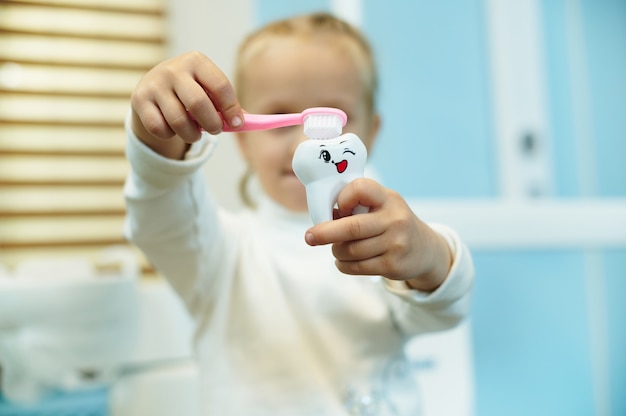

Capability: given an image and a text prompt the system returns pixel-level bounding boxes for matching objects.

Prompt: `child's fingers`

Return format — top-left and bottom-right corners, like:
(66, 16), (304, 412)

(133, 101), (175, 140)
(192, 54), (243, 130)
(131, 52), (243, 142)
(305, 215), (384, 246)
(331, 234), (386, 261)
(334, 255), (388, 277)
(155, 90), (202, 142)
(305, 179), (388, 246)
(334, 178), (386, 218)
(174, 79), (225, 136)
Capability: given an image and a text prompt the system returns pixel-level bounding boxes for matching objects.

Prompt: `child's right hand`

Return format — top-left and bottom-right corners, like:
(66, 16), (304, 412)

(130, 51), (244, 159)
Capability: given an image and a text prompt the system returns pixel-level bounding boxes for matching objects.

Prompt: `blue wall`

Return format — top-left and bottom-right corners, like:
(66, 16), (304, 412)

(255, 1), (626, 415)
(580, 0), (626, 197)
(606, 249), (626, 416)
(364, 0), (496, 198)
(543, 0), (626, 197)
(472, 250), (596, 415)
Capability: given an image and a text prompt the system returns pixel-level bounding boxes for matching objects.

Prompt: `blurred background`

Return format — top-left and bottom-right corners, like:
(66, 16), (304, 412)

(0, 0), (624, 415)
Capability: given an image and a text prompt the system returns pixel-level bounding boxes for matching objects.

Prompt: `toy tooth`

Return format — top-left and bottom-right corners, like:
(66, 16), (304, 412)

(292, 111), (368, 224)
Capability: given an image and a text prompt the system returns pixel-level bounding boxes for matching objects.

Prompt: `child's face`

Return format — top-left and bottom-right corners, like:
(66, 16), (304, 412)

(236, 36), (379, 212)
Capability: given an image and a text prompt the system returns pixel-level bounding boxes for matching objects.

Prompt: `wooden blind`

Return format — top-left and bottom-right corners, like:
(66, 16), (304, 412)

(0, 0), (167, 275)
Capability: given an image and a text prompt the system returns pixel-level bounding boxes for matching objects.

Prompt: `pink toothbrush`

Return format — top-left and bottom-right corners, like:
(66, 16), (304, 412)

(222, 107), (347, 139)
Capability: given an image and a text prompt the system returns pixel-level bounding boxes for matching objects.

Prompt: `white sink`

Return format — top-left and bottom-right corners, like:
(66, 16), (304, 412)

(0, 248), (140, 404)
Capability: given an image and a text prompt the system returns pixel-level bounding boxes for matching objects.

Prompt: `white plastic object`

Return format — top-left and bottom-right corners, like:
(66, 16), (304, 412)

(292, 132), (368, 224)
(0, 249), (140, 404)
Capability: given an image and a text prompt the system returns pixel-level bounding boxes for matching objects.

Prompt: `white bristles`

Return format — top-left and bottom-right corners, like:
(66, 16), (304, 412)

(303, 113), (344, 140)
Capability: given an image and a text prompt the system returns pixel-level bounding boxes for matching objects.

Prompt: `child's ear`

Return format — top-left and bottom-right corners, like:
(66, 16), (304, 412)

(235, 132), (251, 163)
(364, 112), (381, 151)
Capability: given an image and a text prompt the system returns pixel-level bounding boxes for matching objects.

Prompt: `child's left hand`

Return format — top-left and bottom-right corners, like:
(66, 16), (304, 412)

(304, 178), (452, 292)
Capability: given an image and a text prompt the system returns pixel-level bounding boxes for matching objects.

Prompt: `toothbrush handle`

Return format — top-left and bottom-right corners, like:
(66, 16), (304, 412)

(222, 113), (302, 132)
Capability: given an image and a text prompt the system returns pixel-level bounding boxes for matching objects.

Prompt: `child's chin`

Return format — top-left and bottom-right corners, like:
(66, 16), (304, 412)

(283, 195), (308, 213)
(289, 195), (308, 211)
(283, 175), (306, 191)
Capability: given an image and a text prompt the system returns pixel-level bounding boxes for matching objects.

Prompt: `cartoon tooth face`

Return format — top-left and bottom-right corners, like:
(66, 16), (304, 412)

(292, 132), (367, 224)
(319, 146), (352, 173)
(292, 132), (367, 184)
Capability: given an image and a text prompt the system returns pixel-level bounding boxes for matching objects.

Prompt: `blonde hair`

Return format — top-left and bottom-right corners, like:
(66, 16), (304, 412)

(234, 12), (378, 208)
(235, 12), (378, 113)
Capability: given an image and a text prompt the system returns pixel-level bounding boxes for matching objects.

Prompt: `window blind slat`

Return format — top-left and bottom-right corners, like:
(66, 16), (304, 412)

(0, 4), (166, 41)
(6, 0), (165, 14)
(0, 63), (145, 96)
(0, 94), (130, 124)
(0, 156), (128, 183)
(0, 34), (165, 68)
(0, 125), (125, 154)
(0, 216), (125, 244)
(0, 187), (125, 214)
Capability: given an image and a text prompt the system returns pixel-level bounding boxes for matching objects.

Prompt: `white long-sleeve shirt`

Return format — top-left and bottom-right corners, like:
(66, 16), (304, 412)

(123, 128), (474, 416)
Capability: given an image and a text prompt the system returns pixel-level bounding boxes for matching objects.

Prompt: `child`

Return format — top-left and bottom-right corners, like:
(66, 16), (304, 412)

(124, 12), (474, 416)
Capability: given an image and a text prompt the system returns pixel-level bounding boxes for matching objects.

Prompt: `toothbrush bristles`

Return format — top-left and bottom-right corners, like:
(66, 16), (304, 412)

(303, 114), (344, 140)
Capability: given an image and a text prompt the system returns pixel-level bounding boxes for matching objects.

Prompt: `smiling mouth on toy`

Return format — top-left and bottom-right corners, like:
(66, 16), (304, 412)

(335, 160), (348, 173)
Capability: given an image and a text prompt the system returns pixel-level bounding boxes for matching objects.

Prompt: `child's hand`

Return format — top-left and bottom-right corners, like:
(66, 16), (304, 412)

(130, 51), (244, 159)
(304, 179), (452, 292)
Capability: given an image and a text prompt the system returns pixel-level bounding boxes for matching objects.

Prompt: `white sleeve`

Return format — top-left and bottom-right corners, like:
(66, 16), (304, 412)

(382, 223), (475, 335)
(123, 120), (235, 318)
